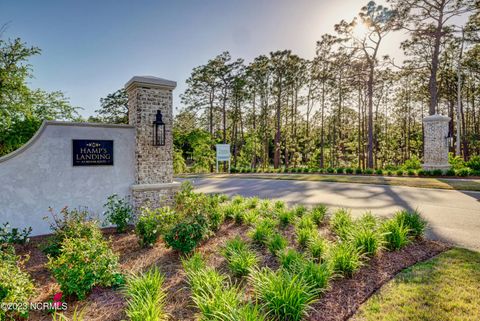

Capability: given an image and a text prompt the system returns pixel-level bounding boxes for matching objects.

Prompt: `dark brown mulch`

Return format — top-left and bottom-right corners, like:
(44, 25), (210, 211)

(16, 225), (449, 321)
(307, 239), (450, 321)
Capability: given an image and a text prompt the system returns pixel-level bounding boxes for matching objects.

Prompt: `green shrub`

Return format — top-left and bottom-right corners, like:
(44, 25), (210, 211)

(278, 209), (295, 227)
(326, 167), (335, 173)
(0, 222), (31, 245)
(417, 169), (426, 176)
(236, 304), (267, 321)
(311, 204), (327, 225)
(345, 168), (354, 174)
(375, 169), (383, 175)
(456, 168), (472, 177)
(248, 218), (276, 246)
(307, 236), (328, 262)
(445, 168), (456, 176)
(42, 207), (102, 257)
(207, 207), (224, 232)
(278, 248), (306, 272)
(47, 236), (123, 300)
(386, 170), (393, 176)
(394, 210), (426, 238)
(222, 237), (258, 276)
(407, 169), (416, 176)
(52, 307), (86, 321)
(432, 169), (442, 176)
(124, 268), (168, 321)
(336, 167), (345, 174)
(330, 208), (354, 240)
(356, 211), (379, 230)
(0, 245), (35, 320)
(329, 242), (362, 277)
(364, 168), (374, 175)
(296, 227), (315, 248)
(103, 194), (133, 233)
(267, 233), (287, 255)
(274, 200), (286, 210)
(355, 168), (363, 174)
(245, 197), (260, 209)
(250, 268), (319, 321)
(135, 207), (176, 248)
(164, 217), (205, 253)
(401, 156), (422, 170)
(382, 218), (410, 251)
(396, 169), (404, 176)
(466, 155), (480, 171)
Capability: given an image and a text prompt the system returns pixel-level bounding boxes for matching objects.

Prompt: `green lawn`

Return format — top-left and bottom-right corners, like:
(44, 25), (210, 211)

(179, 173), (480, 192)
(352, 248), (480, 321)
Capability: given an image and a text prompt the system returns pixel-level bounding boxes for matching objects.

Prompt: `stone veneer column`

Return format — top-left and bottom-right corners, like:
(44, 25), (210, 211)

(125, 76), (180, 210)
(422, 114), (451, 171)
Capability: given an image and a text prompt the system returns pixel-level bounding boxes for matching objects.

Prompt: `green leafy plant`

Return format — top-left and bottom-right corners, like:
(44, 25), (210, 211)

(330, 208), (354, 240)
(267, 233), (287, 255)
(311, 204), (327, 226)
(299, 261), (331, 291)
(293, 205), (308, 217)
(0, 222), (31, 244)
(250, 268), (319, 321)
(164, 218), (205, 253)
(466, 155), (480, 171)
(0, 245), (35, 320)
(243, 210), (259, 226)
(41, 207), (101, 257)
(329, 242), (362, 277)
(135, 207), (177, 248)
(382, 218), (410, 251)
(222, 237), (258, 276)
(103, 194), (133, 233)
(124, 267), (168, 321)
(52, 307), (86, 321)
(351, 227), (383, 257)
(297, 215), (315, 230)
(394, 209), (426, 239)
(47, 236), (123, 300)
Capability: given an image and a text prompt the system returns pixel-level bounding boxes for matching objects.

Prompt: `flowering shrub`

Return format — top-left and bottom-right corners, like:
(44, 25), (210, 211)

(0, 222), (31, 245)
(135, 207), (176, 248)
(164, 219), (204, 253)
(103, 194), (133, 233)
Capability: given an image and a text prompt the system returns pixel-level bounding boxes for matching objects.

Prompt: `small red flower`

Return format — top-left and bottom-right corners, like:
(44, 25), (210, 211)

(53, 292), (63, 302)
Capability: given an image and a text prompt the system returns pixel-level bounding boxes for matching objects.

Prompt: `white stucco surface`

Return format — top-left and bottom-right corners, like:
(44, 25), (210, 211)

(0, 121), (135, 236)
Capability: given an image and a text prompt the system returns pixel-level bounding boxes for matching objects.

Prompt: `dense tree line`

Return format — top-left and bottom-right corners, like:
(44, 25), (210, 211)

(175, 0), (479, 172)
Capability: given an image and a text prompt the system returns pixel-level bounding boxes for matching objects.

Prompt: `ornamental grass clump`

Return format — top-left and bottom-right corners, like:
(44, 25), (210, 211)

(394, 209), (427, 238)
(248, 218), (276, 246)
(382, 218), (410, 251)
(330, 208), (354, 240)
(329, 242), (362, 277)
(299, 261), (331, 291)
(250, 268), (319, 321)
(278, 248), (306, 272)
(297, 215), (315, 230)
(124, 267), (168, 321)
(308, 235), (328, 262)
(277, 209), (295, 227)
(222, 237), (258, 277)
(351, 227), (383, 257)
(296, 226), (315, 248)
(267, 233), (288, 255)
(293, 204), (308, 217)
(311, 204), (328, 226)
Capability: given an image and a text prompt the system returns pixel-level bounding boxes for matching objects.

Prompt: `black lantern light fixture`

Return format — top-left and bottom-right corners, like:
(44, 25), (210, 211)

(153, 110), (165, 146)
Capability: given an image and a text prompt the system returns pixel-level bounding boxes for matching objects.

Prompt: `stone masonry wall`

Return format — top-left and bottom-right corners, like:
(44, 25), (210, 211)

(128, 86), (173, 184)
(423, 114), (450, 170)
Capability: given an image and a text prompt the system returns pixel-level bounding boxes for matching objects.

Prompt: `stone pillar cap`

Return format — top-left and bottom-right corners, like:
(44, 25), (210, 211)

(125, 76), (177, 91)
(423, 114), (451, 122)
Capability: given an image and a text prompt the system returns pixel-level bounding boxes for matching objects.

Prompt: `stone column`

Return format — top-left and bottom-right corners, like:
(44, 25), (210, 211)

(422, 114), (451, 171)
(125, 76), (180, 210)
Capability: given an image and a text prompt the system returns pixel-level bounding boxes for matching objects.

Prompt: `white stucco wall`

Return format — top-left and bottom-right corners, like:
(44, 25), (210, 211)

(0, 121), (135, 236)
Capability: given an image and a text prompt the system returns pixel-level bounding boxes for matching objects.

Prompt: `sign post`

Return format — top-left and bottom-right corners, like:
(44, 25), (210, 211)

(216, 144), (231, 173)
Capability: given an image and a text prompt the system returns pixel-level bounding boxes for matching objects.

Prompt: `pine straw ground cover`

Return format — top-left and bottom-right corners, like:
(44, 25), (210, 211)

(14, 193), (450, 321)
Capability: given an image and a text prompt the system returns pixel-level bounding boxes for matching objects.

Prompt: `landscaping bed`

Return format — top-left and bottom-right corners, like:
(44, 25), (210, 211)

(2, 184), (451, 321)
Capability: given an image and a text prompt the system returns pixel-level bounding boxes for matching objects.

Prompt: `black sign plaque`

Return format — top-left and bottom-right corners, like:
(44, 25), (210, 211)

(72, 140), (114, 166)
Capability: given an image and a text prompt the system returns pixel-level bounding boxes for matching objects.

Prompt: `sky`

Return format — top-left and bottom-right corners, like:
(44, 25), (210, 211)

(1, 0), (410, 117)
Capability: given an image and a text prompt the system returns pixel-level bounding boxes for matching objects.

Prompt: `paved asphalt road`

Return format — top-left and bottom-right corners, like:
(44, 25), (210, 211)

(184, 177), (480, 251)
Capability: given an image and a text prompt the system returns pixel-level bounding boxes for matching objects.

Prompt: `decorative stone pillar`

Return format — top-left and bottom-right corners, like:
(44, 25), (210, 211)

(422, 114), (451, 171)
(125, 76), (181, 210)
